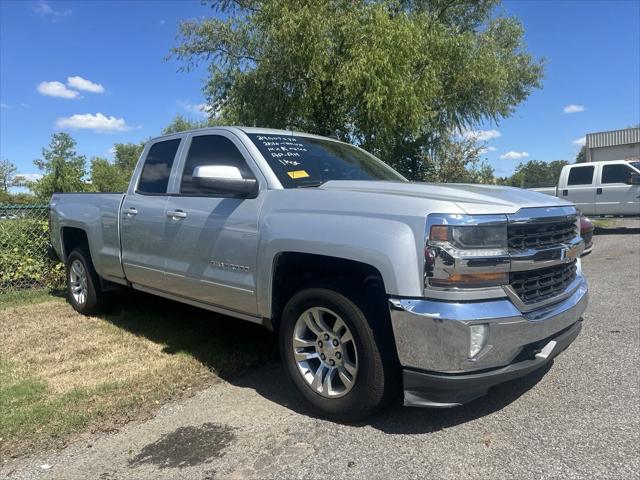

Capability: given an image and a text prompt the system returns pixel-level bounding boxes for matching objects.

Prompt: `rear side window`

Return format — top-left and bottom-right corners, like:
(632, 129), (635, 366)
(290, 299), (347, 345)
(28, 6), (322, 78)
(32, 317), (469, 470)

(601, 164), (633, 184)
(180, 135), (254, 194)
(567, 166), (594, 186)
(137, 139), (181, 194)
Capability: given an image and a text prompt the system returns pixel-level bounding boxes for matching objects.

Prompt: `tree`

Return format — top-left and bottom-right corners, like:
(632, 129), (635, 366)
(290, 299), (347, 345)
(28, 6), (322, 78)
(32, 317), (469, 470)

(162, 114), (211, 135)
(171, 0), (543, 181)
(88, 142), (147, 192)
(31, 133), (87, 199)
(576, 145), (587, 163)
(90, 157), (128, 192)
(475, 162), (496, 185)
(0, 158), (17, 193)
(113, 142), (145, 181)
(509, 160), (568, 188)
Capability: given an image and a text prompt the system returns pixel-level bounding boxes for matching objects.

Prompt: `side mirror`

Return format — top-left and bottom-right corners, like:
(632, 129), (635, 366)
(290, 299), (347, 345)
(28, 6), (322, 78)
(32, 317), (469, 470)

(192, 165), (258, 196)
(626, 173), (640, 185)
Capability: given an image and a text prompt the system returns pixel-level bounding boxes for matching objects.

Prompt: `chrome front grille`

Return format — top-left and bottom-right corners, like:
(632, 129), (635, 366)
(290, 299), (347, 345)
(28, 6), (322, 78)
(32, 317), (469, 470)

(509, 261), (577, 305)
(507, 220), (577, 250)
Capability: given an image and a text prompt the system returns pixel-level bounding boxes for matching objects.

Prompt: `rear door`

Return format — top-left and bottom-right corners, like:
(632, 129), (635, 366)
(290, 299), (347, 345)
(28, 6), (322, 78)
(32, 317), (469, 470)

(596, 162), (640, 215)
(120, 137), (182, 290)
(562, 165), (596, 215)
(162, 132), (264, 315)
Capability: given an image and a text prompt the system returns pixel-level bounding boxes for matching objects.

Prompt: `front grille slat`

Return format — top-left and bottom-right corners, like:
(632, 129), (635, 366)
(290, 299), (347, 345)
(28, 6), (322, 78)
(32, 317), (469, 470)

(510, 261), (577, 305)
(507, 218), (579, 305)
(508, 221), (577, 250)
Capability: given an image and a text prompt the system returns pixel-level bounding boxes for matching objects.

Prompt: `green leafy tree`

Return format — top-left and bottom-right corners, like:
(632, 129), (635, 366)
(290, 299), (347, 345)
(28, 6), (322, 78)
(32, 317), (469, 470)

(474, 162), (496, 185)
(1, 192), (39, 204)
(110, 142), (145, 186)
(162, 114), (211, 135)
(171, 0), (543, 181)
(510, 160), (568, 188)
(576, 145), (587, 163)
(0, 158), (18, 193)
(90, 157), (130, 192)
(31, 133), (87, 199)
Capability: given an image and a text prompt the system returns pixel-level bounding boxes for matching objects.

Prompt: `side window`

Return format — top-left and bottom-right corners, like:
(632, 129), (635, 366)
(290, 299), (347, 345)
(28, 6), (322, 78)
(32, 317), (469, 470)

(601, 164), (633, 184)
(137, 139), (181, 194)
(567, 166), (595, 186)
(181, 135), (255, 194)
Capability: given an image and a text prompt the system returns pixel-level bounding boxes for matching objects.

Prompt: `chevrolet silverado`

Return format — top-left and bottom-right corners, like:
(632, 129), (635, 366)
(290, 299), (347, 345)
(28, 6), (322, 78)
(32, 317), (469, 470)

(50, 127), (589, 420)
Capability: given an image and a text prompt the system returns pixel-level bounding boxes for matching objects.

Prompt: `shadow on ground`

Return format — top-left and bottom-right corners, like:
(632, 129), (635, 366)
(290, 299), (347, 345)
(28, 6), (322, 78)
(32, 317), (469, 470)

(98, 289), (550, 435)
(594, 226), (640, 235)
(100, 289), (279, 381)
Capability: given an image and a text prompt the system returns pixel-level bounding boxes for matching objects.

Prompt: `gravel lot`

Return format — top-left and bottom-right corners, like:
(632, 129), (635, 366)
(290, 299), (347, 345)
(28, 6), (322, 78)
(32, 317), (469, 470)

(3, 219), (639, 480)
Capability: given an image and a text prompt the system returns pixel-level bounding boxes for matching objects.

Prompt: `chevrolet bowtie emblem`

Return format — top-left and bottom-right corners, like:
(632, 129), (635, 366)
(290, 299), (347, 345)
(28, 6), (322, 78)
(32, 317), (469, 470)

(562, 245), (579, 262)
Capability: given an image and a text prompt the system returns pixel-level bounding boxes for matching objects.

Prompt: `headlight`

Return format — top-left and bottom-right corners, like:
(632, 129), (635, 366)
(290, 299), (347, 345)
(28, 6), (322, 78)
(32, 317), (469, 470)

(431, 224), (507, 249)
(425, 214), (509, 289)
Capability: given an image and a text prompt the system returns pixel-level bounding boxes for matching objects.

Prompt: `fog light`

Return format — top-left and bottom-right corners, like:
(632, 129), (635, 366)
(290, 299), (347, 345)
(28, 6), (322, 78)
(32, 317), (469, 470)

(469, 324), (488, 358)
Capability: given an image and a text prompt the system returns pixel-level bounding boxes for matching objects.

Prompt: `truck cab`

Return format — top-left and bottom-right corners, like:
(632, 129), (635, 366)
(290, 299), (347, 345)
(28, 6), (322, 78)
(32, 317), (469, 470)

(533, 160), (640, 216)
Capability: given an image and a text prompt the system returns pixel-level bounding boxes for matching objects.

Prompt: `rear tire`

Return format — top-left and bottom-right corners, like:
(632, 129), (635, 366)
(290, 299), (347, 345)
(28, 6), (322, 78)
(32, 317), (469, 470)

(66, 247), (105, 315)
(279, 286), (400, 421)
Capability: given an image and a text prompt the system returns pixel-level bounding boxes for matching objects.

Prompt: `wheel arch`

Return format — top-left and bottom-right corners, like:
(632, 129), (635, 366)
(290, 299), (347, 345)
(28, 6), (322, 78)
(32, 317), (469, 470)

(267, 252), (387, 329)
(61, 226), (90, 260)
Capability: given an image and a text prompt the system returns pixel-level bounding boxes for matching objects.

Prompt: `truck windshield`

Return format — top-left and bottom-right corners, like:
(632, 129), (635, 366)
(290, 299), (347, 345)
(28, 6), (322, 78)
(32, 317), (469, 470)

(247, 133), (406, 188)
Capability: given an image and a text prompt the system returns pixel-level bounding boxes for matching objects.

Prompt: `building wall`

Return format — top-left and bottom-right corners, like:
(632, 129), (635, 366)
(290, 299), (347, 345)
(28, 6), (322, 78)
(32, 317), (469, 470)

(589, 143), (640, 162)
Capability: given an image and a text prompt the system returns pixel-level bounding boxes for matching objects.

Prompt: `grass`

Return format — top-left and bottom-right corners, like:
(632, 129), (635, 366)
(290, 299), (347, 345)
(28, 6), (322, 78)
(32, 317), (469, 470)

(590, 218), (617, 229)
(0, 290), (277, 457)
(0, 288), (63, 311)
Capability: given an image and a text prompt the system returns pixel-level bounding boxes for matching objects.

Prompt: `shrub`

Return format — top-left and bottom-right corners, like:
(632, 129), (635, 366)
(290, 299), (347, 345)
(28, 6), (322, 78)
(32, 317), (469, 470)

(0, 208), (64, 292)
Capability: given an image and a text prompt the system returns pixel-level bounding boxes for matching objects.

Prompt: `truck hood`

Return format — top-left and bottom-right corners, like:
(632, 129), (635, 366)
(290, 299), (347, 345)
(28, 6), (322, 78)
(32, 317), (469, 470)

(318, 181), (571, 215)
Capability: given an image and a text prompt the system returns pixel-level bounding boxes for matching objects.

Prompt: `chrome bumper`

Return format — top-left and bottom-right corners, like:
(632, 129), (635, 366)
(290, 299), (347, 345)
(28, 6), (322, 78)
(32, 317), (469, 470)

(389, 275), (588, 374)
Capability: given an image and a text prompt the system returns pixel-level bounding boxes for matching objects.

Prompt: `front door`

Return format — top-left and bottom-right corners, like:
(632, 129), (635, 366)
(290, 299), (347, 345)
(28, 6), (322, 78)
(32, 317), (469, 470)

(162, 133), (262, 315)
(596, 163), (640, 215)
(563, 165), (596, 215)
(120, 138), (182, 291)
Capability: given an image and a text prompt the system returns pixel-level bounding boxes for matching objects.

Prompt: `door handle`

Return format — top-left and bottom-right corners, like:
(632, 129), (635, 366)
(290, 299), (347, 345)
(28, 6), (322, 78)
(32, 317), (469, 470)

(167, 210), (187, 219)
(596, 187), (602, 195)
(562, 189), (568, 196)
(122, 207), (138, 216)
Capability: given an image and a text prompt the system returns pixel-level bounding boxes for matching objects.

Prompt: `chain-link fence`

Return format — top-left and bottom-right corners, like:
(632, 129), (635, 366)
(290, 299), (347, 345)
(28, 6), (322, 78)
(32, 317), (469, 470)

(0, 204), (64, 295)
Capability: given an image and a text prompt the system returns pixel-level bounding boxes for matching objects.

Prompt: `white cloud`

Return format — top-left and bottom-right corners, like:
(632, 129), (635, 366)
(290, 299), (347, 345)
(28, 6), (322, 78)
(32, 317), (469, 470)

(461, 129), (502, 141)
(179, 100), (211, 118)
(479, 146), (497, 154)
(572, 136), (586, 146)
(500, 151), (529, 160)
(55, 113), (133, 133)
(67, 76), (104, 93)
(0, 103), (9, 109)
(37, 81), (80, 99)
(159, 19), (166, 26)
(34, 1), (71, 20)
(563, 104), (585, 114)
(15, 173), (43, 182)
(178, 100), (211, 117)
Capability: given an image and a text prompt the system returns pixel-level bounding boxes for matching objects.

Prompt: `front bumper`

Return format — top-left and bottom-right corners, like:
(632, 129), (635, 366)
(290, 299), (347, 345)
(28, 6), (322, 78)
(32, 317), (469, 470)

(389, 275), (588, 406)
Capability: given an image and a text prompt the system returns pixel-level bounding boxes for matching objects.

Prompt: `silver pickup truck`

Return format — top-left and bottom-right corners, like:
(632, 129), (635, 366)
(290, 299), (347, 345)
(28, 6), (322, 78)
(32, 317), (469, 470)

(50, 127), (589, 420)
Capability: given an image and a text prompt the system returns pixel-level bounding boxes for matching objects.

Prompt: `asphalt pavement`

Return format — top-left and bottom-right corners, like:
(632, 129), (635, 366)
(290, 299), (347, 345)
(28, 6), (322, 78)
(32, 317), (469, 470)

(3, 219), (639, 480)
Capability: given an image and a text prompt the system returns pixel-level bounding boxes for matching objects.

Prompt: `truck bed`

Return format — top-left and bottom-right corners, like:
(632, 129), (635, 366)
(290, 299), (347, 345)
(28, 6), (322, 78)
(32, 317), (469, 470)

(49, 192), (127, 283)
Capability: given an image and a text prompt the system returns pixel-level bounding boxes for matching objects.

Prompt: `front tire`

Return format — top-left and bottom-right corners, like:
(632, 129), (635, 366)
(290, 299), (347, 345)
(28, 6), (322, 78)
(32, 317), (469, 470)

(280, 287), (399, 421)
(66, 247), (105, 315)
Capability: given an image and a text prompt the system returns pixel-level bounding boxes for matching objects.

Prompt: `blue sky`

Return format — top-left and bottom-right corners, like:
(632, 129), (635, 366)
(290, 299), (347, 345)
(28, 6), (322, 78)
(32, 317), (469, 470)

(1, 0), (639, 183)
